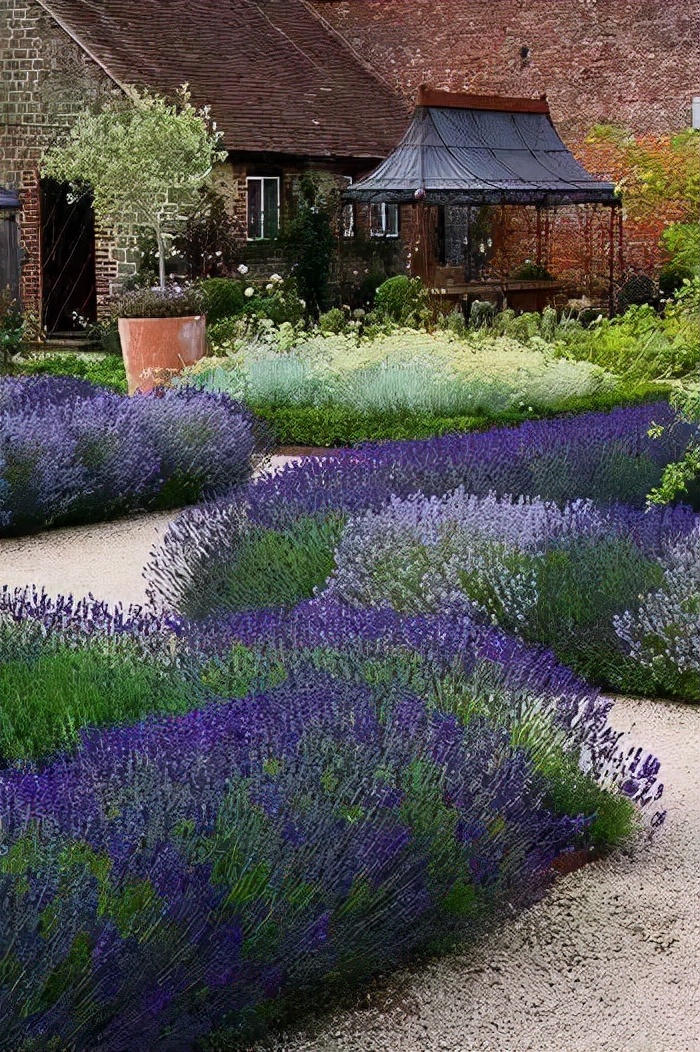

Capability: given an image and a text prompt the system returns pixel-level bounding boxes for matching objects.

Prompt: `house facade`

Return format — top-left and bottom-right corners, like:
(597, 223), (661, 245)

(1, 0), (698, 331)
(0, 0), (408, 333)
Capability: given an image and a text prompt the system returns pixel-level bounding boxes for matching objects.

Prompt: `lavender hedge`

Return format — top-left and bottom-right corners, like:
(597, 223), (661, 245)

(323, 490), (698, 692)
(146, 402), (698, 619)
(0, 594), (661, 1049)
(614, 525), (700, 700)
(0, 376), (260, 535)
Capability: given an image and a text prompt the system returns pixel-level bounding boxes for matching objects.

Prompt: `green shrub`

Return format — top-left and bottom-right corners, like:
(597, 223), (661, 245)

(557, 299), (700, 381)
(14, 353), (128, 392)
(374, 275), (428, 326)
(319, 307), (347, 334)
(251, 382), (668, 447)
(198, 277), (247, 323)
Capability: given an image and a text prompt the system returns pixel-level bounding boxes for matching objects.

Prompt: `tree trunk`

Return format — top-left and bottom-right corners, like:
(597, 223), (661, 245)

(155, 228), (167, 289)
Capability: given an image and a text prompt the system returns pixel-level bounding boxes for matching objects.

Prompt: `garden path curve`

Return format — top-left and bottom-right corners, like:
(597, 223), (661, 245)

(0, 459), (698, 1052)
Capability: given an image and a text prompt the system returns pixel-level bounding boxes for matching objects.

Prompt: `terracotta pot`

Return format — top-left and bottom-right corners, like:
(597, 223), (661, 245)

(118, 315), (206, 394)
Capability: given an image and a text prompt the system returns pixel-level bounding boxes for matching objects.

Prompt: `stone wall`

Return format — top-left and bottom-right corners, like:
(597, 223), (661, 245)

(0, 0), (137, 322)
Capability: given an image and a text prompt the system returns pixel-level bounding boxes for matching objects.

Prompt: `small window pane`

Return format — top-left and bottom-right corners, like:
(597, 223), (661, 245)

(386, 204), (399, 237)
(342, 202), (355, 238)
(247, 179), (262, 240)
(370, 203), (384, 237)
(263, 178), (279, 240)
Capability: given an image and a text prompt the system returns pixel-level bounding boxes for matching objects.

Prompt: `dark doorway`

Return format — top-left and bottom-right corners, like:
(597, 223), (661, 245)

(41, 178), (97, 334)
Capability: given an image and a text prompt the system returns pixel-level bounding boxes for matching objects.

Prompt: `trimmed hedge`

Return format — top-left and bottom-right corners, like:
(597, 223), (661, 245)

(0, 377), (260, 535)
(251, 382), (672, 447)
(0, 590), (659, 1048)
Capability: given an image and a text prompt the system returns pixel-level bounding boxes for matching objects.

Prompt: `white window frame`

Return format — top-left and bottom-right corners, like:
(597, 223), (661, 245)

(246, 176), (280, 241)
(342, 176), (355, 238)
(370, 201), (400, 239)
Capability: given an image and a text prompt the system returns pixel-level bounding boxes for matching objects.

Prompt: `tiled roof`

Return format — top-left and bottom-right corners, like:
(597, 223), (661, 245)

(36, 0), (409, 160)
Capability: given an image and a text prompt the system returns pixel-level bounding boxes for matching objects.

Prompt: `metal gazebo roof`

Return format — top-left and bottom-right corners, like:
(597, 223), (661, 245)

(0, 189), (20, 209)
(346, 88), (619, 208)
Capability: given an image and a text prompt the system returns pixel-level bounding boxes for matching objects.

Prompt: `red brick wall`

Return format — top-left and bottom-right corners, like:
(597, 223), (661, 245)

(313, 0), (700, 294)
(312, 1), (700, 141)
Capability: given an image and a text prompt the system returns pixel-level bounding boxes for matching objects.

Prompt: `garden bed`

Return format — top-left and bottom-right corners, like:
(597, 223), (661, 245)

(1, 391), (696, 1049)
(0, 376), (262, 536)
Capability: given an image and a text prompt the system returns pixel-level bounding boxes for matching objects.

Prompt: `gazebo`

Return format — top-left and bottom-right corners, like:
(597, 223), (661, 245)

(346, 87), (622, 314)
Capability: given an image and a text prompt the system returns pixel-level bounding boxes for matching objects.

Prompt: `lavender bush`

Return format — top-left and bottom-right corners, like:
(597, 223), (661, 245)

(147, 403), (697, 617)
(0, 377), (260, 535)
(614, 525), (700, 700)
(0, 592), (662, 1049)
(323, 490), (698, 692)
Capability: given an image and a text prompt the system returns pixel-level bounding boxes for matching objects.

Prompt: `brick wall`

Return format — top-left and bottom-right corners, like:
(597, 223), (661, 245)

(0, 0), (134, 323)
(313, 0), (700, 294)
(312, 0), (700, 140)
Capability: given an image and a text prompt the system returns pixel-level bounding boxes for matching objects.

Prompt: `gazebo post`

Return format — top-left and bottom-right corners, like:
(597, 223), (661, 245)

(412, 200), (436, 287)
(536, 205), (543, 268)
(608, 205), (617, 317)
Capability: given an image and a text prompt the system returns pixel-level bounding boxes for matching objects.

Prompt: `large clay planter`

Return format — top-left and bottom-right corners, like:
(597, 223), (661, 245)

(118, 315), (206, 394)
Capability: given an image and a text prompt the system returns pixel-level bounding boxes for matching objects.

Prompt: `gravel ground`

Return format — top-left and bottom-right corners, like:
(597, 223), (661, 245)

(1, 480), (698, 1052)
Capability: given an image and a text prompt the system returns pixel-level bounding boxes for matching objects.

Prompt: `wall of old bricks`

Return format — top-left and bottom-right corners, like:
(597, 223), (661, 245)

(313, 0), (700, 295)
(312, 0), (700, 141)
(0, 0), (137, 323)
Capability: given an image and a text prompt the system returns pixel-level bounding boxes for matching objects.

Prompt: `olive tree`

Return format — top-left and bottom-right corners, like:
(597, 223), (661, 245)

(41, 86), (226, 289)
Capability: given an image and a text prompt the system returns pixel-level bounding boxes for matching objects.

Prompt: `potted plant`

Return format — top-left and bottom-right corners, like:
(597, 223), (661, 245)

(41, 86), (225, 391)
(112, 284), (205, 394)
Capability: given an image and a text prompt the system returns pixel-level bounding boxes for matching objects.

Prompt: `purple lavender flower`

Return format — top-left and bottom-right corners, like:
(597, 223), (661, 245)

(146, 401), (698, 615)
(0, 377), (259, 535)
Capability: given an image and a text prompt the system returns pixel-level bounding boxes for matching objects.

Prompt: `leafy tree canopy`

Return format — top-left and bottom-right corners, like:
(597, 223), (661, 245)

(41, 85), (226, 288)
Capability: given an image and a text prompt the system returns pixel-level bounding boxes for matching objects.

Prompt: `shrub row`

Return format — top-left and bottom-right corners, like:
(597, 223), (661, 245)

(147, 402), (696, 613)
(250, 382), (671, 447)
(146, 403), (700, 701)
(0, 588), (660, 1049)
(0, 377), (259, 535)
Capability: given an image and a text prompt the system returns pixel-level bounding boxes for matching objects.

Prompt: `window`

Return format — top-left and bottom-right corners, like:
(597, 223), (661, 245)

(342, 176), (355, 238)
(247, 176), (280, 240)
(370, 202), (399, 238)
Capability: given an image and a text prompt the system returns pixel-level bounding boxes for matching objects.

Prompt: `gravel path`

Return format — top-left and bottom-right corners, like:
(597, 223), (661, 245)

(1, 491), (698, 1052)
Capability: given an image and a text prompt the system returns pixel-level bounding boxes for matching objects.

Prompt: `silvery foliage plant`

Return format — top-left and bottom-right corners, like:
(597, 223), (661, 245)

(614, 525), (700, 699)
